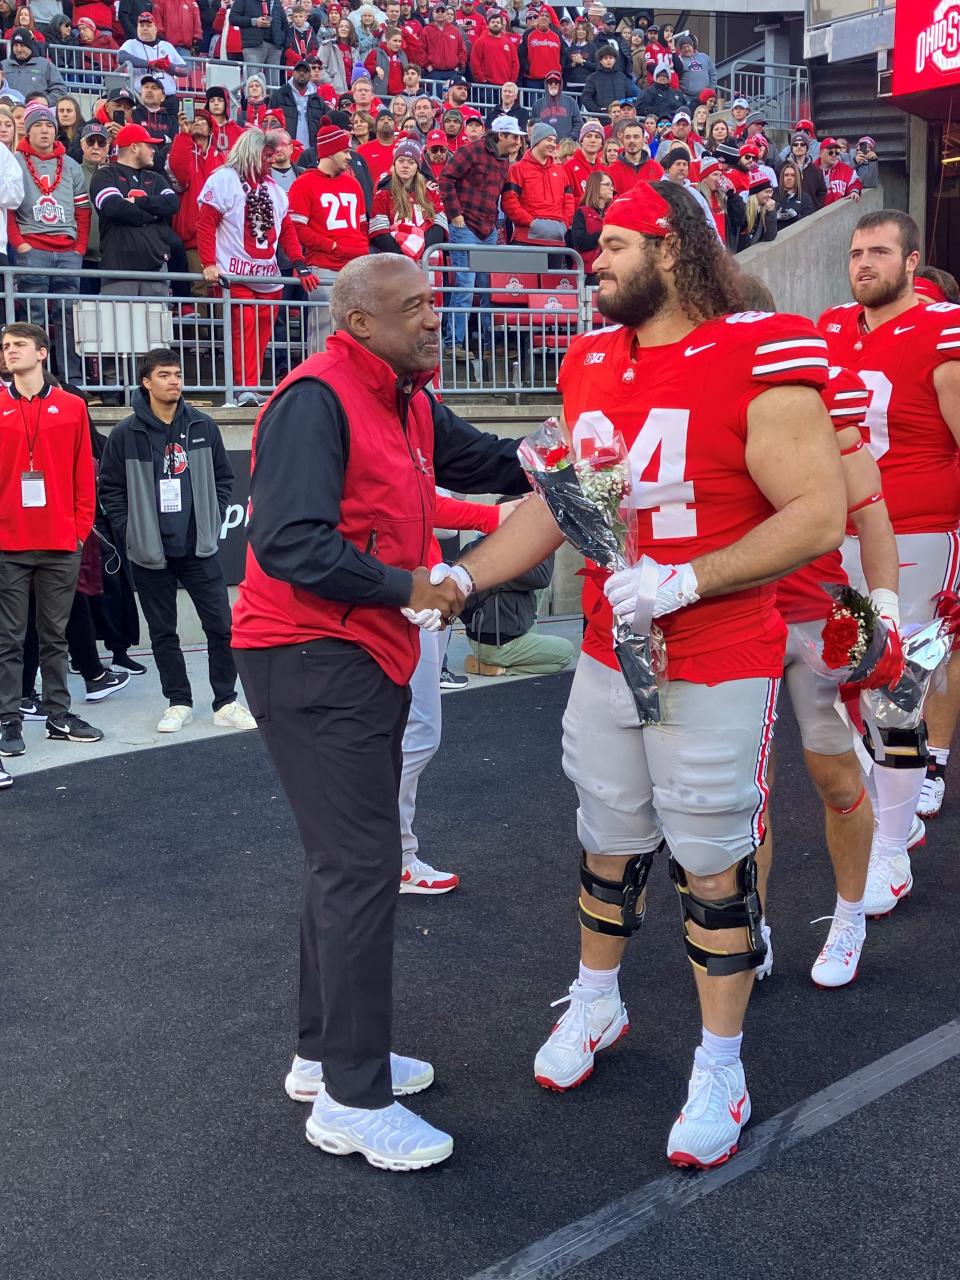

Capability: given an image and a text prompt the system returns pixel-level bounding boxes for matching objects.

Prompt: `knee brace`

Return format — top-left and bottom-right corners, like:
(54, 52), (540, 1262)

(863, 720), (928, 770)
(578, 842), (662, 938)
(669, 854), (766, 977)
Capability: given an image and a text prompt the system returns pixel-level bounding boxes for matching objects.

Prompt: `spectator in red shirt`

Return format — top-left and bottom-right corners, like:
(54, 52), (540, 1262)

(470, 10), (519, 85)
(420, 5), (467, 75)
(564, 118), (604, 199)
(359, 112), (397, 186)
(818, 137), (862, 205)
(455, 0), (485, 41)
(606, 120), (663, 195)
(366, 27), (409, 97)
(424, 126), (448, 178)
(152, 0), (202, 54)
(440, 106), (464, 150)
(519, 9), (564, 90)
(569, 168), (613, 277)
(501, 121), (574, 244)
(369, 137), (447, 261)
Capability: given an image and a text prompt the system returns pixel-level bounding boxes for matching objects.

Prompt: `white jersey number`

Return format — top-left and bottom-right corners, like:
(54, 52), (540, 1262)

(319, 191), (359, 230)
(571, 408), (697, 539)
(857, 369), (892, 462)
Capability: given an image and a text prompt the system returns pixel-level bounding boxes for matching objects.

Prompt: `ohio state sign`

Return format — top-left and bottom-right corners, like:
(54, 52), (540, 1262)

(893, 0), (960, 95)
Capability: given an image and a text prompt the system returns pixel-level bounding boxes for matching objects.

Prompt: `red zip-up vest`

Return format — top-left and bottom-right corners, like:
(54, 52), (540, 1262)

(231, 333), (437, 685)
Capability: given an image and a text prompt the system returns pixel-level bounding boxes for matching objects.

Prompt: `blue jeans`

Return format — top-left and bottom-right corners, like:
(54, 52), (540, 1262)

(447, 223), (497, 348)
(16, 248), (82, 382)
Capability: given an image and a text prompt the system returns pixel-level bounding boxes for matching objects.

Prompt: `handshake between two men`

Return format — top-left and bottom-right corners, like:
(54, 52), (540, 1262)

(402, 564), (475, 633)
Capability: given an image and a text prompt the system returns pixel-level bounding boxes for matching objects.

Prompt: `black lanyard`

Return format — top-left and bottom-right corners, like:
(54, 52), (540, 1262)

(18, 396), (43, 470)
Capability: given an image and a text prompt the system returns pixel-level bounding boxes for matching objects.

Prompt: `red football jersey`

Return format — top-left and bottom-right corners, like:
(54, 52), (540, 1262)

(819, 300), (960, 533)
(558, 312), (830, 682)
(776, 365), (870, 624)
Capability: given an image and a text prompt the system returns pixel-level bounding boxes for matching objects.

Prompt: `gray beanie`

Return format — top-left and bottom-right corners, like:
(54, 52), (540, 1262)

(530, 122), (557, 147)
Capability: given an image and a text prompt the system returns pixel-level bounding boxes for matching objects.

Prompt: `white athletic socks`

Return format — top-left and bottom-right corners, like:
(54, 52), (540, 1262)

(576, 961), (620, 1000)
(834, 894), (866, 929)
(873, 762), (926, 855)
(696, 1028), (743, 1069)
(930, 746), (950, 771)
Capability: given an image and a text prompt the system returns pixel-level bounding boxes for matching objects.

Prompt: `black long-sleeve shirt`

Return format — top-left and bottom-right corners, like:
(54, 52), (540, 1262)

(248, 381), (527, 608)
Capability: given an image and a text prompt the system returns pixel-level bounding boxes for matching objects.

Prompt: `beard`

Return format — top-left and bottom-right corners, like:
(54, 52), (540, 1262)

(851, 263), (910, 309)
(596, 245), (668, 327)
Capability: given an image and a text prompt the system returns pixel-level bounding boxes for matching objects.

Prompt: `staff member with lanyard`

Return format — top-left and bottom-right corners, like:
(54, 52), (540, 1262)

(232, 254), (527, 1172)
(0, 322), (102, 768)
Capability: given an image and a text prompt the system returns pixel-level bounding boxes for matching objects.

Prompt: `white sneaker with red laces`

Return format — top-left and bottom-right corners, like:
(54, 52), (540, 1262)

(917, 774), (945, 819)
(864, 845), (913, 917)
(399, 857), (460, 895)
(810, 915), (866, 988)
(666, 1057), (751, 1169)
(533, 982), (629, 1091)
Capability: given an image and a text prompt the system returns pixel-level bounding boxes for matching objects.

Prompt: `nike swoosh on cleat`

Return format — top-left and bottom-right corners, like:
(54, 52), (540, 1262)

(890, 879), (911, 897)
(728, 1092), (747, 1123)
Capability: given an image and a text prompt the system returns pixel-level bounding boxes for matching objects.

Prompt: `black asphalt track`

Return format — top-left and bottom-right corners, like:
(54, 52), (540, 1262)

(3, 672), (959, 1280)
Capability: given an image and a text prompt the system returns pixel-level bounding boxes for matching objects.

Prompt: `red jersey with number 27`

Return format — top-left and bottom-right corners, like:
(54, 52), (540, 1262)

(818, 300), (960, 533)
(558, 311), (830, 683)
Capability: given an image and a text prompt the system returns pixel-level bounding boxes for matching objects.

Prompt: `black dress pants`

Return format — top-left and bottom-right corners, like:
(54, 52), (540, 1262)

(235, 639), (411, 1110)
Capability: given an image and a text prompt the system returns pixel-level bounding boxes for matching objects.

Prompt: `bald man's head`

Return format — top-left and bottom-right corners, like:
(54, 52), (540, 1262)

(331, 257), (441, 374)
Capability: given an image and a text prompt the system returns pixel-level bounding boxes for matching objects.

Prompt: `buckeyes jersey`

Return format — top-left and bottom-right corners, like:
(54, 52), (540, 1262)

(776, 365), (871, 624)
(818, 300), (960, 533)
(557, 310), (830, 683)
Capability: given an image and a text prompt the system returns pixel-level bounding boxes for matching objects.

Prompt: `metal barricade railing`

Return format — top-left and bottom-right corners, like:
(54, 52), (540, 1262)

(423, 243), (585, 399)
(0, 264), (316, 405)
(716, 60), (811, 134)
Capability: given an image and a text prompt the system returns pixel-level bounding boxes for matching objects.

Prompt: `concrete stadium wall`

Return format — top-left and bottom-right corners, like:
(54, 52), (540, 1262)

(737, 186), (884, 317)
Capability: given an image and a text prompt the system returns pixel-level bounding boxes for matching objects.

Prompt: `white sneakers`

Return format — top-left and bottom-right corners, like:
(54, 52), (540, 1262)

(305, 1092), (453, 1172)
(400, 857), (460, 894)
(533, 982), (629, 1091)
(285, 1053), (435, 1101)
(157, 705), (193, 733)
(917, 774), (946, 819)
(754, 918), (773, 982)
(864, 844), (913, 917)
(212, 701), (257, 730)
(810, 915), (866, 988)
(667, 1057), (751, 1169)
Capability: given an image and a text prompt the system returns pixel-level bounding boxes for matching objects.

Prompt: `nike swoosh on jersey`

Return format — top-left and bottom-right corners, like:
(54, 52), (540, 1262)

(683, 342), (716, 357)
(893, 325), (915, 335)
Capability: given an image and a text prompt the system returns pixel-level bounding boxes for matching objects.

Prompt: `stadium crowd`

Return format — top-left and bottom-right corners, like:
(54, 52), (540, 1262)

(0, 0), (885, 391)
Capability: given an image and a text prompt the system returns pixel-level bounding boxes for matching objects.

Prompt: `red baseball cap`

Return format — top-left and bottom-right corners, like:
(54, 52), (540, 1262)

(545, 71), (562, 83)
(137, 10), (155, 19)
(820, 136), (841, 150)
(738, 141), (761, 157)
(426, 129), (447, 147)
(795, 117), (814, 133)
(115, 123), (163, 146)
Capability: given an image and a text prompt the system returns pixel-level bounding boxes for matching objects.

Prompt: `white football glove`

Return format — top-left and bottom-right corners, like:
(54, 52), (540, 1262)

(401, 606), (443, 632)
(869, 587), (900, 629)
(604, 557), (700, 626)
(429, 562), (475, 597)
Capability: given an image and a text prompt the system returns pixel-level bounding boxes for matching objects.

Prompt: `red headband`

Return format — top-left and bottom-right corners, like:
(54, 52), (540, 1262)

(914, 277), (948, 303)
(603, 183), (673, 238)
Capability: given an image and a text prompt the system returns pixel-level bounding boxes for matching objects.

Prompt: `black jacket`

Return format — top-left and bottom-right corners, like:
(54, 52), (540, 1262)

(581, 66), (632, 114)
(100, 390), (234, 569)
(268, 81), (327, 148)
(636, 83), (687, 120)
(248, 385), (527, 608)
(118, 0), (151, 39)
(88, 162), (179, 271)
(775, 187), (815, 228)
(230, 0), (274, 49)
(460, 534), (554, 645)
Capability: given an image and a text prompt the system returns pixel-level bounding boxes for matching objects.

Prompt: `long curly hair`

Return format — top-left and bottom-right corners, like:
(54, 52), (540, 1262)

(653, 180), (746, 321)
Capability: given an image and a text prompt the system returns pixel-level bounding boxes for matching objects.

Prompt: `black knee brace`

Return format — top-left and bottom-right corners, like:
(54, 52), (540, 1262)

(862, 720), (928, 770)
(669, 854), (767, 977)
(578, 842), (662, 938)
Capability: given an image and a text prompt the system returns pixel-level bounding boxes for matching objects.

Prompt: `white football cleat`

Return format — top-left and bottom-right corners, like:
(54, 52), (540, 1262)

(864, 846), (913, 918)
(399, 857), (460, 894)
(916, 774), (945, 819)
(285, 1052), (435, 1101)
(305, 1091), (453, 1171)
(754, 918), (773, 982)
(533, 982), (629, 1091)
(667, 1057), (751, 1169)
(810, 915), (866, 988)
(908, 814), (926, 850)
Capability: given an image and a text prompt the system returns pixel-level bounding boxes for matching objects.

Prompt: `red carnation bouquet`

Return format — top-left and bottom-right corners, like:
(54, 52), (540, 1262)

(796, 584), (896, 687)
(518, 418), (665, 725)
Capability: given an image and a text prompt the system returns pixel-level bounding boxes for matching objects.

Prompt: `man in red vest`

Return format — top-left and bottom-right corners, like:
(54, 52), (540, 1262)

(232, 255), (527, 1173)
